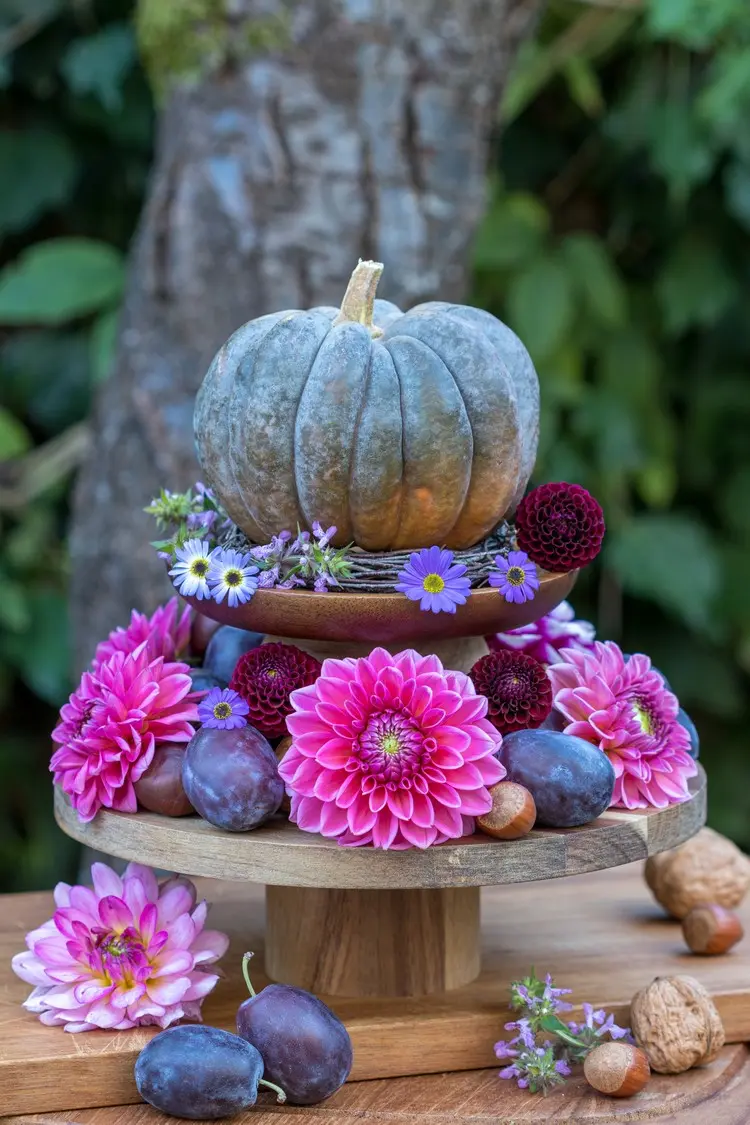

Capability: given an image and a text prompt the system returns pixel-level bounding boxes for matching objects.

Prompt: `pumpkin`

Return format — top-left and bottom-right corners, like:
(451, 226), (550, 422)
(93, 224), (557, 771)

(194, 260), (539, 551)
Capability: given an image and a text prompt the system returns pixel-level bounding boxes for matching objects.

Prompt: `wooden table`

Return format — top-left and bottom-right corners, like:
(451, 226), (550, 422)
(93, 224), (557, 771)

(2, 862), (750, 1123)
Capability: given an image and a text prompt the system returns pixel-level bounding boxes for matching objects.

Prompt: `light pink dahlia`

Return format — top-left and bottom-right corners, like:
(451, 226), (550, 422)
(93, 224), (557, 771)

(488, 600), (596, 666)
(50, 642), (198, 822)
(279, 647), (505, 849)
(12, 863), (228, 1032)
(547, 641), (696, 809)
(95, 597), (192, 666)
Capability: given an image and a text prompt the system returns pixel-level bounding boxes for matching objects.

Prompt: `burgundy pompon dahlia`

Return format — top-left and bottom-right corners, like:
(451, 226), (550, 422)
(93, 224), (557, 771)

(515, 482), (605, 573)
(229, 642), (321, 738)
(470, 650), (553, 735)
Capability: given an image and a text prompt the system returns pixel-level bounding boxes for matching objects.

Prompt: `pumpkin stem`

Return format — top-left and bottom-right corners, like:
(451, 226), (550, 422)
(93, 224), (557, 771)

(333, 259), (384, 336)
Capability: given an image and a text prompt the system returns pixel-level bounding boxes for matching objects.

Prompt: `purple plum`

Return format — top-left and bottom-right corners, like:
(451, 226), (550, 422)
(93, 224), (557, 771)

(499, 728), (615, 827)
(182, 726), (283, 831)
(204, 626), (264, 685)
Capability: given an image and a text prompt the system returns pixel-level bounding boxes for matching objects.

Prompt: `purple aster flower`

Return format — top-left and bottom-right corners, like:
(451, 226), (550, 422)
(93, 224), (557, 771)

(489, 550), (540, 605)
(187, 508), (217, 533)
(312, 521), (337, 549)
(259, 566), (280, 588)
(198, 687), (249, 730)
(208, 547), (259, 607)
(395, 546), (471, 614)
(169, 539), (216, 600)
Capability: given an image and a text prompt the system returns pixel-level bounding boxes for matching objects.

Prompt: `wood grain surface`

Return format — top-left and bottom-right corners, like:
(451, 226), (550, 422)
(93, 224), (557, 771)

(53, 767), (706, 890)
(4, 1045), (749, 1125)
(2, 859), (750, 1116)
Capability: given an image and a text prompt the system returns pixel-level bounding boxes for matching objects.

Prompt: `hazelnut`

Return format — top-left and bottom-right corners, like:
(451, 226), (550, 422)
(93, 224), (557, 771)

(583, 1042), (650, 1098)
(644, 827), (750, 919)
(682, 903), (744, 955)
(477, 781), (536, 840)
(630, 975), (725, 1074)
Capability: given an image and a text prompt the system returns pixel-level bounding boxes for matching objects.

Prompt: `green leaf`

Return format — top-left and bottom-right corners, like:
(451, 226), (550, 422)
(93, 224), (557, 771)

(60, 24), (137, 112)
(656, 238), (737, 335)
(0, 406), (32, 459)
(0, 129), (77, 235)
(724, 160), (750, 230)
(0, 239), (124, 326)
(560, 234), (627, 328)
(647, 101), (718, 201)
(645, 0), (744, 49)
(2, 590), (71, 706)
(506, 254), (575, 361)
(473, 193), (549, 271)
(562, 56), (604, 118)
(0, 330), (92, 432)
(90, 307), (119, 383)
(0, 575), (30, 633)
(608, 514), (721, 631)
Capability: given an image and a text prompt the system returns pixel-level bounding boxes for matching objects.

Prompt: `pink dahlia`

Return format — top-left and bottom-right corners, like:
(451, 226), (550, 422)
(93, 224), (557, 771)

(279, 647), (505, 849)
(547, 641), (696, 809)
(51, 642), (198, 822)
(488, 601), (596, 666)
(12, 862), (228, 1032)
(95, 597), (192, 666)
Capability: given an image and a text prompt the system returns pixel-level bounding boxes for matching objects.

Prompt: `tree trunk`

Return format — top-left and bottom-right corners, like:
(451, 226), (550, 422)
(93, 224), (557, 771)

(69, 0), (541, 672)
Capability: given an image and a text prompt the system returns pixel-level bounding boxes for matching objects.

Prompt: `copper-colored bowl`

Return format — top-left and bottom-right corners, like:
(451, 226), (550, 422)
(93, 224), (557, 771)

(183, 569), (577, 644)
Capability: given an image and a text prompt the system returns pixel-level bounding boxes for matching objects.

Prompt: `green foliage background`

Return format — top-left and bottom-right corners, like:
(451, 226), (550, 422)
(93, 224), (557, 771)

(0, 0), (748, 892)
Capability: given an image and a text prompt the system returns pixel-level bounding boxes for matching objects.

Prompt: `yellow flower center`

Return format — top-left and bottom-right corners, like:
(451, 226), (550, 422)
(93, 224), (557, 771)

(380, 733), (401, 756)
(213, 701), (232, 719)
(632, 700), (654, 735)
(266, 668), (278, 678)
(423, 573), (445, 594)
(506, 566), (526, 586)
(224, 568), (242, 587)
(191, 559), (209, 577)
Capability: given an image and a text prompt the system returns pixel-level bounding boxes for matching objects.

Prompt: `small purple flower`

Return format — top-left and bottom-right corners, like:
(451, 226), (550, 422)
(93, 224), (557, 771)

(169, 539), (216, 600)
(312, 521), (337, 549)
(208, 547), (259, 607)
(259, 566), (280, 588)
(395, 546), (471, 614)
(489, 550), (540, 605)
(187, 508), (217, 533)
(554, 1059), (572, 1076)
(198, 688), (249, 730)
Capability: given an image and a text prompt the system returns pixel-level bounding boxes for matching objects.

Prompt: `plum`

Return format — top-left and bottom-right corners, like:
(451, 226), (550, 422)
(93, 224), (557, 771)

(190, 613), (221, 658)
(678, 707), (700, 759)
(499, 729), (615, 828)
(536, 708), (567, 732)
(135, 1024), (285, 1119)
(134, 743), (193, 816)
(182, 726), (283, 831)
(189, 667), (224, 694)
(204, 626), (264, 685)
(236, 954), (352, 1105)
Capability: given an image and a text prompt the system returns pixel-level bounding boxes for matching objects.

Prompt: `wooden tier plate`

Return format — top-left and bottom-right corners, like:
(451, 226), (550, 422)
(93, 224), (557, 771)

(181, 568), (577, 643)
(2, 856), (750, 1117)
(54, 768), (706, 889)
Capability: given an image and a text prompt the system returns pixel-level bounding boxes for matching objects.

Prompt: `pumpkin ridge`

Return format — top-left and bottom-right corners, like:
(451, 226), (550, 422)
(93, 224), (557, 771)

(290, 320), (337, 533)
(344, 341), (374, 543)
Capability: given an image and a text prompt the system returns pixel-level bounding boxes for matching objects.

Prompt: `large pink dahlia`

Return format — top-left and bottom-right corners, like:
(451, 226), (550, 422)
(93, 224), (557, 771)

(51, 642), (198, 822)
(547, 641), (696, 809)
(12, 862), (228, 1032)
(488, 600), (596, 666)
(95, 597), (192, 666)
(279, 647), (505, 849)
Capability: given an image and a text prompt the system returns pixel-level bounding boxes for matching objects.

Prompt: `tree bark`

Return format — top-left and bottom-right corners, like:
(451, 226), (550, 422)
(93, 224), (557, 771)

(69, 0), (541, 672)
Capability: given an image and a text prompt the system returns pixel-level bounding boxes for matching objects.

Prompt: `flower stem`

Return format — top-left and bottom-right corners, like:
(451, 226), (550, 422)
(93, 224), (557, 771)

(333, 259), (384, 336)
(258, 1078), (287, 1103)
(540, 1015), (582, 1050)
(242, 951), (256, 998)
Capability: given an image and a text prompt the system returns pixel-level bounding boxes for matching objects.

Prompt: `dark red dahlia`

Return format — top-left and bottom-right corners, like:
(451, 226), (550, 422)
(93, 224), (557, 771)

(515, 482), (605, 572)
(229, 643), (321, 738)
(470, 650), (552, 735)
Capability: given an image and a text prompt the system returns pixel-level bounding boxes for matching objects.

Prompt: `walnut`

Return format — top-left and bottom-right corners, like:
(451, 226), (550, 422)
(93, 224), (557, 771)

(630, 975), (725, 1074)
(644, 827), (750, 919)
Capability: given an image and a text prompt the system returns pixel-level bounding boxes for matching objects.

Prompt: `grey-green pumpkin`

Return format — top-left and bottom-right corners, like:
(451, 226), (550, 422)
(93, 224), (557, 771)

(194, 261), (539, 551)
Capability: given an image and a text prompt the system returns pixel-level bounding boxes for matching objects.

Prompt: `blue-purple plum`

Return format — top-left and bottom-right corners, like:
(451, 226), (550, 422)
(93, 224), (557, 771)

(677, 707), (699, 759)
(135, 1025), (285, 1119)
(204, 626), (264, 685)
(189, 667), (224, 694)
(498, 729), (615, 828)
(182, 726), (283, 831)
(236, 957), (352, 1105)
(536, 708), (567, 732)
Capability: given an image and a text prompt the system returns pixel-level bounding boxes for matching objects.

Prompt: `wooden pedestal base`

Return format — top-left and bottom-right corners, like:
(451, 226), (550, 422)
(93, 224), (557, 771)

(266, 633), (489, 672)
(265, 885), (480, 996)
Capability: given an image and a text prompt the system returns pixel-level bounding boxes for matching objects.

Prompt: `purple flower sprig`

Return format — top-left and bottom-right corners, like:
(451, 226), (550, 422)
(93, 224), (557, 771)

(495, 969), (633, 1095)
(250, 522), (353, 592)
(145, 482), (230, 563)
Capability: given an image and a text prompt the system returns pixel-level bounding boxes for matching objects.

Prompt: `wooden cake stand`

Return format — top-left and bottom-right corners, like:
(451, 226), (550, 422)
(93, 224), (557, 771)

(52, 577), (707, 1089)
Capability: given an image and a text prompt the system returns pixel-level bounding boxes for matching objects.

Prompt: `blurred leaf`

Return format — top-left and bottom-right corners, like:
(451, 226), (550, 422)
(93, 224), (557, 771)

(0, 331), (92, 431)
(0, 129), (77, 235)
(562, 56), (604, 118)
(560, 233), (627, 328)
(656, 238), (737, 335)
(474, 192), (549, 270)
(0, 576), (30, 633)
(0, 239), (124, 325)
(506, 253), (574, 360)
(647, 101), (718, 200)
(90, 307), (119, 383)
(644, 0), (745, 49)
(60, 24), (136, 112)
(635, 460), (678, 508)
(608, 514), (722, 630)
(3, 590), (70, 706)
(723, 160), (750, 230)
(698, 46), (750, 141)
(718, 466), (750, 540)
(0, 407), (32, 459)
